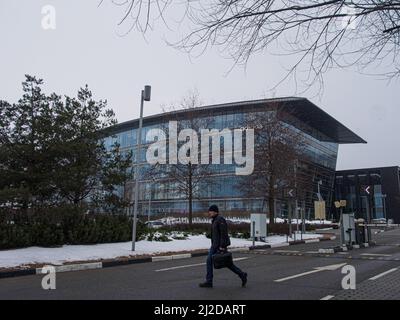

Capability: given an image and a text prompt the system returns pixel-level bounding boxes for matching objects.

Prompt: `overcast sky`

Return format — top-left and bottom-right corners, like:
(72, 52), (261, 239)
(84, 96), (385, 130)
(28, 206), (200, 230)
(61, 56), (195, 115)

(1, 0), (399, 170)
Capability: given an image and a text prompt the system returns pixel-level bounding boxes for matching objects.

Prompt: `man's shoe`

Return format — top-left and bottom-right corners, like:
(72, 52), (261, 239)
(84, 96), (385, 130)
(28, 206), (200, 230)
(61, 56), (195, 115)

(241, 273), (247, 287)
(199, 282), (213, 288)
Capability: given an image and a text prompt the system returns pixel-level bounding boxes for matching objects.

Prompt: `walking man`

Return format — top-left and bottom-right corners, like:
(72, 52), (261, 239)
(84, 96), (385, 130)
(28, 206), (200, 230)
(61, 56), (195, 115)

(199, 205), (248, 288)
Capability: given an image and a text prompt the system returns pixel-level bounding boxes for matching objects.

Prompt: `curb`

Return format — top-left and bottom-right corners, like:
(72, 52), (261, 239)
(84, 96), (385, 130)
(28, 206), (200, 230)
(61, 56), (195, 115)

(318, 241), (375, 254)
(0, 235), (335, 280)
(0, 268), (36, 279)
(249, 235), (336, 250)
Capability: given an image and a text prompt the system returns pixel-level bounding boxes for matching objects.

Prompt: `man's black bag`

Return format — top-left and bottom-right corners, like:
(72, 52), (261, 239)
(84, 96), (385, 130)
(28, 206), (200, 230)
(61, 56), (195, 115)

(212, 251), (233, 269)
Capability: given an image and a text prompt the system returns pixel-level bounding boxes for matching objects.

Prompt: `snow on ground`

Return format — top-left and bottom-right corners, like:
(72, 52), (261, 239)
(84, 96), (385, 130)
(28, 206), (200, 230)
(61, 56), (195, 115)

(0, 233), (322, 269)
(159, 216), (333, 225)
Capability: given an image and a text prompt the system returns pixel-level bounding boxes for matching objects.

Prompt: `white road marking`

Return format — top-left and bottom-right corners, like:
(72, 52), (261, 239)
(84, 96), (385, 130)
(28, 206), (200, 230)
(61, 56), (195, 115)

(155, 257), (249, 272)
(368, 268), (398, 281)
(274, 250), (300, 253)
(156, 262), (206, 272)
(360, 253), (392, 257)
(305, 251), (320, 254)
(320, 295), (335, 300)
(274, 263), (347, 282)
(274, 269), (322, 282)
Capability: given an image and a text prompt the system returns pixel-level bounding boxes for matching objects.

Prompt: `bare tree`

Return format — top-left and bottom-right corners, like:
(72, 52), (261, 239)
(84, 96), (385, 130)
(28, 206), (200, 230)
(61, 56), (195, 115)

(146, 92), (213, 226)
(102, 0), (400, 90)
(239, 103), (306, 222)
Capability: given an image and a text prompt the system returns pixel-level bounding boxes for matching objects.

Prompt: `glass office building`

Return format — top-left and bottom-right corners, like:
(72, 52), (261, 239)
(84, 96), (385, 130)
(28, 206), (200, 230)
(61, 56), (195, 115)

(105, 97), (365, 218)
(334, 166), (400, 223)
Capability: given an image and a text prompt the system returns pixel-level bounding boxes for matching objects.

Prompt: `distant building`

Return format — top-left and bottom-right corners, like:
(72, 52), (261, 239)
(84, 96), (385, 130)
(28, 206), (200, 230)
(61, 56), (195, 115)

(105, 97), (365, 218)
(334, 166), (400, 223)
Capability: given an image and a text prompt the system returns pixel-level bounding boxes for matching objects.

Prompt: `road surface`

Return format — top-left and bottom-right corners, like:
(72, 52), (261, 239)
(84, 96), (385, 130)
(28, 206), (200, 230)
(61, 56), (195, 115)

(1, 228), (399, 300)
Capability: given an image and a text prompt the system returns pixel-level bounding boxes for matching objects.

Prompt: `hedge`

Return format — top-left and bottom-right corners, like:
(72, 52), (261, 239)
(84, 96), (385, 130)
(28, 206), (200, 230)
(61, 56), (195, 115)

(0, 206), (147, 250)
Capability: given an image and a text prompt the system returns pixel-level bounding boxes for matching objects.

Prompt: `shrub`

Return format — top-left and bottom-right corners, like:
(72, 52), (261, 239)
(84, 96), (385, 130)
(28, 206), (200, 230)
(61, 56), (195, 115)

(145, 230), (172, 242)
(0, 206), (140, 250)
(160, 223), (209, 235)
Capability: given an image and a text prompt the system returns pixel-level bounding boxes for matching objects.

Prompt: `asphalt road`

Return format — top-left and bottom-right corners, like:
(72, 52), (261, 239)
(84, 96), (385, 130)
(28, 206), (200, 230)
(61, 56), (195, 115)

(1, 228), (400, 300)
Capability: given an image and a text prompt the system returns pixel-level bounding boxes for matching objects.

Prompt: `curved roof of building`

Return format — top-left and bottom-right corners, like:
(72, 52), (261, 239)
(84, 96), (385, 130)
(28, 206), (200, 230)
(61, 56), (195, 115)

(107, 97), (366, 144)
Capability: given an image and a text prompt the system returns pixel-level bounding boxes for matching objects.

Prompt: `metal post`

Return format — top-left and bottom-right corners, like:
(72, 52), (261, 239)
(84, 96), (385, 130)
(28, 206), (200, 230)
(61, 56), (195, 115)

(148, 184), (151, 222)
(252, 221), (255, 247)
(382, 194), (387, 224)
(132, 90), (145, 251)
(366, 195), (372, 243)
(293, 161), (297, 241)
(301, 202), (305, 240)
(296, 199), (299, 238)
(366, 195), (371, 223)
(289, 201), (292, 240)
(340, 207), (344, 246)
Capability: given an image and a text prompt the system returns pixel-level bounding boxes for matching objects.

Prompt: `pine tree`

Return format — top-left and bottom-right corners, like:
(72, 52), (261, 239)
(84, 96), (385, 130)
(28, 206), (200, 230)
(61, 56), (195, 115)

(52, 85), (132, 211)
(0, 75), (132, 212)
(0, 75), (57, 208)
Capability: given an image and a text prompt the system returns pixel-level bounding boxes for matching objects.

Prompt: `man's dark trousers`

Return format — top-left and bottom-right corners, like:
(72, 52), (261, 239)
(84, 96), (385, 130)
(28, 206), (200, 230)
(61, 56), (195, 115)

(206, 247), (245, 283)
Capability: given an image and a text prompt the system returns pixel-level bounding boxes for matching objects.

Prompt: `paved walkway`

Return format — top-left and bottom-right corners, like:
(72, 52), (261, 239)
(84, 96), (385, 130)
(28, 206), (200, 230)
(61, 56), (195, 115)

(333, 267), (400, 300)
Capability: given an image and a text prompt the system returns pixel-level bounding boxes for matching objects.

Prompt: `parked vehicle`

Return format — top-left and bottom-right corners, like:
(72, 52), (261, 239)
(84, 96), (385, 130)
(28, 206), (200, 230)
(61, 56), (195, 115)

(145, 220), (165, 229)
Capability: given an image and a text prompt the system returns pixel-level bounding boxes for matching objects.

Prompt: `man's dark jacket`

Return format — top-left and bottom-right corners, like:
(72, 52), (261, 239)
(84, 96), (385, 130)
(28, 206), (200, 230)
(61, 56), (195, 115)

(210, 214), (231, 251)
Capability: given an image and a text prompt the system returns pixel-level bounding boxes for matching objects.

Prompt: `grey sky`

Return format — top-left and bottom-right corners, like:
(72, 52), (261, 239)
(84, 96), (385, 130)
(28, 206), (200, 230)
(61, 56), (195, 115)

(0, 0), (399, 170)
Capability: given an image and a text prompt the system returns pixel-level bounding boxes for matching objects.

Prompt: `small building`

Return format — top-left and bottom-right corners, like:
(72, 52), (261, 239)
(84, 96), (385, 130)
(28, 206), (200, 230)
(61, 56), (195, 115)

(334, 166), (400, 223)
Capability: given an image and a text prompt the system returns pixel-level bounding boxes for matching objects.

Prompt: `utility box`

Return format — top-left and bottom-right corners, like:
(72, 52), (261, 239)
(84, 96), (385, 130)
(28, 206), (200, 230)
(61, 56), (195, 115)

(250, 213), (267, 241)
(340, 213), (356, 246)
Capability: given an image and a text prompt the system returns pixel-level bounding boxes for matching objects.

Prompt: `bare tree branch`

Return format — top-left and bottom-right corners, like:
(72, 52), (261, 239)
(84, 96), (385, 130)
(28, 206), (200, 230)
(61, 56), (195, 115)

(102, 0), (400, 92)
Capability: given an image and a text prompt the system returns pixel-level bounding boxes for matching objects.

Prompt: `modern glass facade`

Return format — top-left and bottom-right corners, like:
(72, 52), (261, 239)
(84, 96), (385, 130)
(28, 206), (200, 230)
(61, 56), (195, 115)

(334, 166), (400, 223)
(105, 98), (365, 219)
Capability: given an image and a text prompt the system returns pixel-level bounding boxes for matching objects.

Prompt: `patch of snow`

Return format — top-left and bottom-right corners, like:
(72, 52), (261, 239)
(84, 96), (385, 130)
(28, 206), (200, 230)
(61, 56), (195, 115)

(0, 233), (322, 269)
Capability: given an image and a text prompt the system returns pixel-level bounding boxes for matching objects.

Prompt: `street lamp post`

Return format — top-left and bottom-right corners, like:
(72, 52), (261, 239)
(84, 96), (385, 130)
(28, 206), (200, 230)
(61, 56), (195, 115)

(148, 185), (152, 223)
(132, 85), (151, 251)
(147, 178), (156, 223)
